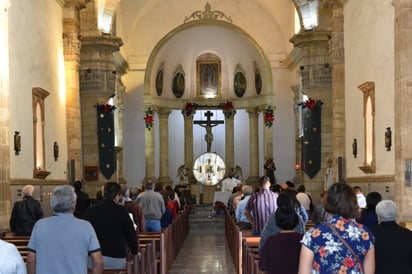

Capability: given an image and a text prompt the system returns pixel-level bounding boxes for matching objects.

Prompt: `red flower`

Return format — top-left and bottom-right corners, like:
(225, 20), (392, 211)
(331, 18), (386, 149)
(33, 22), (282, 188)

(144, 114), (153, 124)
(343, 257), (355, 268)
(96, 103), (116, 113)
(223, 101), (233, 111)
(305, 98), (316, 110)
(185, 103), (194, 111)
(264, 113), (274, 123)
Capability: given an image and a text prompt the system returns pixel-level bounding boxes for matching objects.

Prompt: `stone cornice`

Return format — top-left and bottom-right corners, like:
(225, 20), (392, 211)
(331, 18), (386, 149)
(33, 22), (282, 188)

(290, 31), (331, 48)
(81, 35), (123, 49)
(344, 175), (395, 184)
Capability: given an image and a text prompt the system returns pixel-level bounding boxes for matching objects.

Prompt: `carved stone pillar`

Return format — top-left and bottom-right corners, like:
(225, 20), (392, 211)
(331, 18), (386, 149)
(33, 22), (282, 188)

(393, 0), (412, 221)
(328, 0), (345, 183)
(78, 0), (123, 188)
(63, 0), (88, 181)
(224, 111), (236, 176)
(183, 112), (195, 184)
(246, 108), (260, 187)
(0, 2), (10, 229)
(263, 107), (273, 159)
(144, 110), (156, 181)
(157, 107), (173, 186)
(290, 29), (332, 188)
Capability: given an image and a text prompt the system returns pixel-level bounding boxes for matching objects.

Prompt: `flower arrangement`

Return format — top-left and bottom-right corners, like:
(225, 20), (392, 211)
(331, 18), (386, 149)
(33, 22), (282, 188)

(220, 100), (234, 118)
(299, 97), (323, 110)
(95, 103), (116, 113)
(183, 102), (198, 116)
(144, 107), (154, 130)
(264, 106), (275, 128)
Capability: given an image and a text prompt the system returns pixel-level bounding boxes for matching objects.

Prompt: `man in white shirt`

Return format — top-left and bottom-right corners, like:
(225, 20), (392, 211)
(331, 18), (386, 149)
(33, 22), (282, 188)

(296, 185), (312, 212)
(0, 239), (27, 274)
(353, 186), (367, 209)
(221, 175), (241, 192)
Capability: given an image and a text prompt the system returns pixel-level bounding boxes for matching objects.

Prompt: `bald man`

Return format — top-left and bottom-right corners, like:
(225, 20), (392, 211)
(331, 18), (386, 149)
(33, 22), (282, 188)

(10, 185), (44, 236)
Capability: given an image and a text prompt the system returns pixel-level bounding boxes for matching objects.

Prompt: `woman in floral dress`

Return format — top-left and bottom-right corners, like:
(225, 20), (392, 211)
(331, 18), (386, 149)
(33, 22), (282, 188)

(298, 183), (375, 274)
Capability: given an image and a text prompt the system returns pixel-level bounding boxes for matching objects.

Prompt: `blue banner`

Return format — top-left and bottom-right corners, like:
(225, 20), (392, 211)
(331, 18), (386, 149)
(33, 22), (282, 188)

(96, 104), (116, 180)
(301, 105), (322, 179)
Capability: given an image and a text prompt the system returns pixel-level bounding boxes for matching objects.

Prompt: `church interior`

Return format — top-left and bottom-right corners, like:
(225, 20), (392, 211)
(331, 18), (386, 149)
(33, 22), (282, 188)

(1, 0), (412, 231)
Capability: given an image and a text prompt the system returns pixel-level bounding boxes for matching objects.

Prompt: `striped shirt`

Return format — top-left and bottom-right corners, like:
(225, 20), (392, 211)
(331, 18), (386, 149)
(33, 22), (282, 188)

(245, 188), (278, 234)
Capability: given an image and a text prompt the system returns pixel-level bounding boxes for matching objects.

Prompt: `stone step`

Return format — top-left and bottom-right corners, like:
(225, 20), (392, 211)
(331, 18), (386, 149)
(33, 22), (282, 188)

(189, 205), (225, 230)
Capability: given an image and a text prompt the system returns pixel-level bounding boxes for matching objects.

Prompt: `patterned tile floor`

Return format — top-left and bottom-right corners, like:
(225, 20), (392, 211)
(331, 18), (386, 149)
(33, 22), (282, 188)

(168, 229), (236, 274)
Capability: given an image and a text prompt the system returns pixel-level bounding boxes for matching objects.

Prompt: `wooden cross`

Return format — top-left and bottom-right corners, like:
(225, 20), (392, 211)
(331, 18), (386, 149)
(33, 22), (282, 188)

(194, 110), (224, 152)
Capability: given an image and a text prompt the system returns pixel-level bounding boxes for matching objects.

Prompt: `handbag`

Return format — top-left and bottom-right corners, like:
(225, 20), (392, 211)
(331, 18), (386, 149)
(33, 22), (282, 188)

(326, 222), (364, 273)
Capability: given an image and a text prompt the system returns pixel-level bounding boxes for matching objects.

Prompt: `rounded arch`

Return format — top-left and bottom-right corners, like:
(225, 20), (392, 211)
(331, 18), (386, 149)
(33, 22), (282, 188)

(144, 19), (273, 101)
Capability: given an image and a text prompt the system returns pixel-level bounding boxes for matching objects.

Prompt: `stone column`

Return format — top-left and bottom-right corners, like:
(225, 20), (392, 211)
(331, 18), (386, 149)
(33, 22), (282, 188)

(79, 1), (123, 188)
(246, 108), (260, 187)
(263, 106), (273, 159)
(157, 107), (173, 186)
(393, 0), (412, 221)
(290, 29), (332, 191)
(183, 111), (195, 184)
(63, 0), (88, 181)
(0, 2), (10, 229)
(224, 110), (236, 175)
(328, 0), (345, 183)
(144, 112), (156, 181)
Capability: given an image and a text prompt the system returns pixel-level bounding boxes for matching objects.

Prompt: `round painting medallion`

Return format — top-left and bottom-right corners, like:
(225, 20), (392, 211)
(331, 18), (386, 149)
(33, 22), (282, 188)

(155, 70), (163, 96)
(255, 72), (262, 95)
(234, 71), (247, 98)
(172, 73), (185, 98)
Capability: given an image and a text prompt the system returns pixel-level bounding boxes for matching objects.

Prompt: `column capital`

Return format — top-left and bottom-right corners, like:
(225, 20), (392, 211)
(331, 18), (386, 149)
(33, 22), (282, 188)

(182, 110), (196, 120)
(246, 107), (260, 117)
(320, 0), (344, 10)
(224, 109), (236, 120)
(156, 107), (172, 118)
(63, 0), (88, 9)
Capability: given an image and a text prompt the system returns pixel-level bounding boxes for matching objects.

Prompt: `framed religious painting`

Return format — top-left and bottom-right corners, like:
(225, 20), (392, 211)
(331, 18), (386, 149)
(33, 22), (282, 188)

(197, 59), (221, 99)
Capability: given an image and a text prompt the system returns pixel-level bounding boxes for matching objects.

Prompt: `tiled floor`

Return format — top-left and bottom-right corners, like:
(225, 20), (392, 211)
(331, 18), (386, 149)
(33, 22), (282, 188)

(169, 204), (236, 274)
(168, 229), (236, 274)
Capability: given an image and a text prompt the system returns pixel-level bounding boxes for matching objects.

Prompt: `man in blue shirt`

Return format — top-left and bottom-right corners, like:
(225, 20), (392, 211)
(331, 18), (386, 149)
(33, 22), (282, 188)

(27, 185), (102, 274)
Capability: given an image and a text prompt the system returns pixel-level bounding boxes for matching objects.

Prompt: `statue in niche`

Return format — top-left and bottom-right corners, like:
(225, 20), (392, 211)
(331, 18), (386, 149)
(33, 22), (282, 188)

(325, 159), (334, 190)
(177, 165), (189, 185)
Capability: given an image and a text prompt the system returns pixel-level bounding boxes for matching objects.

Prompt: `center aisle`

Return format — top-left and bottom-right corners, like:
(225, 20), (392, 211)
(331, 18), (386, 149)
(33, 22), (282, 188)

(169, 204), (236, 274)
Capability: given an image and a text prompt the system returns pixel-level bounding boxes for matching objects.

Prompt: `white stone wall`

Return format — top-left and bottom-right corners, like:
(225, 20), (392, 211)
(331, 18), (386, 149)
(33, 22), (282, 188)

(8, 1), (68, 180)
(344, 0), (395, 178)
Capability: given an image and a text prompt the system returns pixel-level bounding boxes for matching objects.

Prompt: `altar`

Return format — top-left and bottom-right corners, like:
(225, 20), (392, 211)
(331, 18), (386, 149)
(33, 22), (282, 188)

(190, 184), (217, 204)
(213, 191), (232, 206)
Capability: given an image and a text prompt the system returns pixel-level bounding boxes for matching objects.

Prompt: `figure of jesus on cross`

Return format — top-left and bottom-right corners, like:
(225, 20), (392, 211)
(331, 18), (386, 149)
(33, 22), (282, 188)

(194, 110), (224, 152)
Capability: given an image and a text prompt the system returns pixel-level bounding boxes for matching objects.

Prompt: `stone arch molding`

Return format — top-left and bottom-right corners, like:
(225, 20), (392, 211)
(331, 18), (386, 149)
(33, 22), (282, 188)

(144, 3), (273, 105)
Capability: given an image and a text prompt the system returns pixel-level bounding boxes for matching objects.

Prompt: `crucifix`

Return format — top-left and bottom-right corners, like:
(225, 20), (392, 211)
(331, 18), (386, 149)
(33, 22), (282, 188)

(194, 110), (224, 152)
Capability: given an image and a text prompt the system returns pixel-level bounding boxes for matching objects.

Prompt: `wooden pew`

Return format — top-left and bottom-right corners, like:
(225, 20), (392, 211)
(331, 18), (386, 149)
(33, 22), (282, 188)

(138, 208), (190, 274)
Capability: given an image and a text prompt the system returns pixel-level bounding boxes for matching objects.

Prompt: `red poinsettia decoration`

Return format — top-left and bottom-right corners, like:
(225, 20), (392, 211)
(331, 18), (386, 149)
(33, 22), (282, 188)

(96, 103), (116, 113)
(219, 100), (234, 118)
(305, 98), (316, 110)
(299, 97), (323, 110)
(144, 107), (154, 130)
(264, 106), (275, 128)
(223, 100), (233, 111)
(184, 102), (198, 116)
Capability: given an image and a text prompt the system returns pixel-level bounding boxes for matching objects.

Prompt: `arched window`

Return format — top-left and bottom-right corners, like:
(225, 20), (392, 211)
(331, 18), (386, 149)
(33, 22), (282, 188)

(358, 82), (376, 173)
(32, 87), (50, 179)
